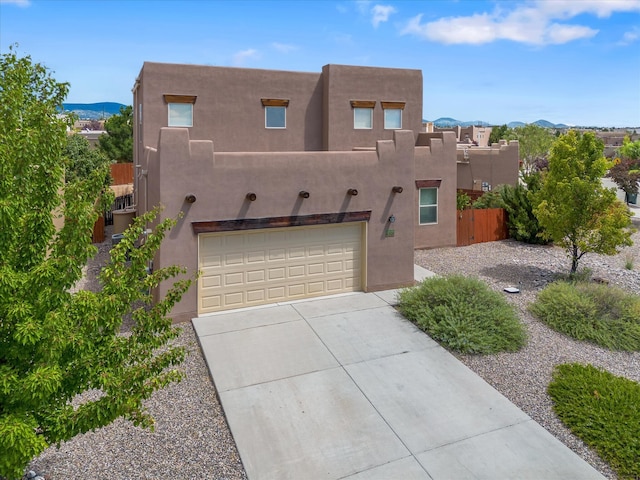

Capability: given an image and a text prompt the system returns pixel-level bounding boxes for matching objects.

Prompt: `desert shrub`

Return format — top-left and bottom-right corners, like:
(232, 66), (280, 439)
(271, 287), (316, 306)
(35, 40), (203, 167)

(548, 363), (640, 479)
(529, 281), (640, 351)
(398, 275), (527, 354)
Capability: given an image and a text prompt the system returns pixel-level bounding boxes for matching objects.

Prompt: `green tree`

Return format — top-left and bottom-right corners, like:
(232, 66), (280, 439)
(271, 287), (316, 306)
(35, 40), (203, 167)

(98, 105), (133, 163)
(619, 137), (640, 160)
(64, 133), (112, 185)
(0, 49), (192, 479)
(533, 130), (633, 275)
(500, 172), (549, 244)
(488, 124), (510, 145)
(610, 137), (640, 203)
(512, 124), (555, 175)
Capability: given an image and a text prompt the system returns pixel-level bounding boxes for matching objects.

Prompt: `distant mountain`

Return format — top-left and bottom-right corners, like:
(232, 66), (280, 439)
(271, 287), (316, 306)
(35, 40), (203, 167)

(60, 102), (126, 119)
(431, 117), (461, 127)
(532, 119), (556, 128)
(425, 118), (568, 129)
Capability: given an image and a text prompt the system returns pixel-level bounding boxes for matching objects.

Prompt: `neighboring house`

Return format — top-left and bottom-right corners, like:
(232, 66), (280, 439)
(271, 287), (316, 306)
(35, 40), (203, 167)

(457, 140), (520, 192)
(133, 62), (518, 320)
(435, 125), (493, 147)
(78, 130), (106, 149)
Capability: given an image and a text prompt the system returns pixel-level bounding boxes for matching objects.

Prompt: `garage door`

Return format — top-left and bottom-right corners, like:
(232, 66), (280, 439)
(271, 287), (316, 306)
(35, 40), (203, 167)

(198, 223), (364, 314)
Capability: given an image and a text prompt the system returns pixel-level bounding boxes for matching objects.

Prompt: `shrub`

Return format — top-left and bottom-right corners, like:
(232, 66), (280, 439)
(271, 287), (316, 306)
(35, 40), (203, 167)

(500, 172), (549, 244)
(472, 189), (505, 209)
(457, 191), (471, 210)
(398, 275), (527, 354)
(529, 281), (640, 351)
(548, 363), (640, 479)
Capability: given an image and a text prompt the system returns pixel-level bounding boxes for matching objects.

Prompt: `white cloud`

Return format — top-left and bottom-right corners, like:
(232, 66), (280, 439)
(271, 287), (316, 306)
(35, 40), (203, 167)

(619, 26), (640, 45)
(271, 42), (298, 53)
(535, 0), (640, 19)
(371, 4), (397, 27)
(232, 49), (258, 66)
(356, 1), (396, 27)
(0, 0), (31, 6)
(399, 0), (638, 45)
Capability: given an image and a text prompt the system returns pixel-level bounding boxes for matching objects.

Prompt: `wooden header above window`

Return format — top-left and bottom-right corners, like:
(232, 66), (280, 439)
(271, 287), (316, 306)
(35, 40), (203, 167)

(415, 179), (442, 188)
(261, 98), (290, 107)
(163, 94), (197, 104)
(381, 101), (405, 110)
(350, 100), (376, 109)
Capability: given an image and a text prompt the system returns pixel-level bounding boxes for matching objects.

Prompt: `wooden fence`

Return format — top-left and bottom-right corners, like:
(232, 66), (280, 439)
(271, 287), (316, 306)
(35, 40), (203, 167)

(457, 208), (509, 247)
(110, 162), (134, 185)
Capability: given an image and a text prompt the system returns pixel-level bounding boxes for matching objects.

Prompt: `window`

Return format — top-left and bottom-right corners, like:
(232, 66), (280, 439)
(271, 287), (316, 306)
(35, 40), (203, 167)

(384, 109), (402, 129)
(265, 106), (286, 128)
(164, 94), (197, 127)
(351, 100), (375, 129)
(261, 98), (289, 129)
(354, 108), (373, 129)
(168, 103), (193, 127)
(382, 101), (405, 130)
(419, 188), (438, 224)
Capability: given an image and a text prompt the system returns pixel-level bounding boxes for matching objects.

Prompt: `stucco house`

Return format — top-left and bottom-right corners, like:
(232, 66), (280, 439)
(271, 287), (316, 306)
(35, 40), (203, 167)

(132, 62), (518, 320)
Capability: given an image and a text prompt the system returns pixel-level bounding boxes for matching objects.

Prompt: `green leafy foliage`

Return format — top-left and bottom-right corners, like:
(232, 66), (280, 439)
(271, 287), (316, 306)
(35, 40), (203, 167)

(529, 281), (640, 351)
(511, 124), (555, 175)
(608, 138), (640, 202)
(456, 191), (471, 210)
(488, 124), (510, 145)
(64, 133), (112, 185)
(98, 105), (133, 163)
(500, 172), (549, 244)
(548, 364), (640, 479)
(533, 130), (634, 274)
(398, 275), (527, 354)
(472, 190), (505, 209)
(0, 48), (193, 479)
(619, 137), (640, 161)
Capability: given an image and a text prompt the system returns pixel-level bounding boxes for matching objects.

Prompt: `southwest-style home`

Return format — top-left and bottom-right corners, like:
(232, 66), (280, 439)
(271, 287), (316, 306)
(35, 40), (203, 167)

(132, 62), (518, 321)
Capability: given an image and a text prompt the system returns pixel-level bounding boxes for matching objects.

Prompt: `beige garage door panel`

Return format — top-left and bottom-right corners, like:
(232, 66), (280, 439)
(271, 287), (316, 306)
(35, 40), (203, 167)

(198, 223), (364, 314)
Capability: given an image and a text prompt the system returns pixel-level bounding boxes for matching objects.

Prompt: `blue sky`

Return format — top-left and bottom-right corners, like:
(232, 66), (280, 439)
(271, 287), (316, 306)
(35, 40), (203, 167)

(1, 0), (639, 126)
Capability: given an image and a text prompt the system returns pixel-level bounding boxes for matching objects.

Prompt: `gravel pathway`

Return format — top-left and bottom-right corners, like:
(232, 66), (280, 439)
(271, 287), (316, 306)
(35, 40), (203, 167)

(414, 229), (640, 480)
(27, 226), (638, 479)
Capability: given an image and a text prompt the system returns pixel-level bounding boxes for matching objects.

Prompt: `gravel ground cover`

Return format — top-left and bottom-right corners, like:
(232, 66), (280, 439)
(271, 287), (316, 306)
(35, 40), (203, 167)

(28, 227), (247, 480)
(414, 230), (640, 480)
(27, 226), (639, 479)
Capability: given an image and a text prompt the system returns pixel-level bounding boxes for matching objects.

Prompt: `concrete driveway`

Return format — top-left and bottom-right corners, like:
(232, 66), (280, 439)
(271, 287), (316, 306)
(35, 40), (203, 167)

(192, 267), (604, 480)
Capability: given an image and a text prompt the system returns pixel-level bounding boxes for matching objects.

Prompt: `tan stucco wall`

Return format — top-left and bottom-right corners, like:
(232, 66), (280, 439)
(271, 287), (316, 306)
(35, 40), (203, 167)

(456, 140), (519, 191)
(134, 62), (324, 163)
(321, 64), (423, 150)
(414, 132), (458, 249)
(142, 128), (417, 320)
(133, 62), (423, 164)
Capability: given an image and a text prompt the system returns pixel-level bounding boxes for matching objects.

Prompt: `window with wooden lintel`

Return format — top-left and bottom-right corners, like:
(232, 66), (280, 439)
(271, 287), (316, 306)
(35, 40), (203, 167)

(261, 98), (289, 129)
(382, 101), (405, 130)
(351, 100), (375, 129)
(164, 94), (196, 127)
